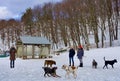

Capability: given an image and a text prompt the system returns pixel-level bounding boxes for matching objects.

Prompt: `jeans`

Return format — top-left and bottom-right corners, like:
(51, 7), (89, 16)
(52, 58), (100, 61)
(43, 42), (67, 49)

(78, 57), (83, 67)
(10, 60), (15, 68)
(69, 57), (74, 66)
(79, 58), (83, 63)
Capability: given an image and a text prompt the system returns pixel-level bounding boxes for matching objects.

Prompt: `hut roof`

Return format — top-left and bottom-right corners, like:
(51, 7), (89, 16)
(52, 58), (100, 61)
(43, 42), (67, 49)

(20, 36), (51, 45)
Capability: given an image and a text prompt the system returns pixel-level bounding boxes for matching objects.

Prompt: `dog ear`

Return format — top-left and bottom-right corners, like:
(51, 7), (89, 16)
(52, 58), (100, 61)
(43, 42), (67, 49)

(54, 61), (56, 64)
(62, 65), (65, 68)
(114, 59), (117, 62)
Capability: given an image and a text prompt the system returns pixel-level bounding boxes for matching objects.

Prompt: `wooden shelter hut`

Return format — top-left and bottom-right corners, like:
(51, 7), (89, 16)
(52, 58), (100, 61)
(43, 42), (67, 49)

(16, 36), (51, 59)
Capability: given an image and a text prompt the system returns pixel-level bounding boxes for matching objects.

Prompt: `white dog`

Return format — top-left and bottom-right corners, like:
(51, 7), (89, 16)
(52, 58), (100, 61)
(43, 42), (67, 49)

(62, 64), (78, 79)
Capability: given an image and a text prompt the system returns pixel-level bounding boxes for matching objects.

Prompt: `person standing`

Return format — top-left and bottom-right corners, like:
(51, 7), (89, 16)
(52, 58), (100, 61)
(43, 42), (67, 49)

(69, 46), (75, 66)
(9, 45), (17, 68)
(77, 45), (84, 67)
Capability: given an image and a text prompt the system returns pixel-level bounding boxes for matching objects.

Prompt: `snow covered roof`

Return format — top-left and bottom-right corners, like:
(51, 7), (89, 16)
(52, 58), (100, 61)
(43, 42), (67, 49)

(20, 36), (51, 45)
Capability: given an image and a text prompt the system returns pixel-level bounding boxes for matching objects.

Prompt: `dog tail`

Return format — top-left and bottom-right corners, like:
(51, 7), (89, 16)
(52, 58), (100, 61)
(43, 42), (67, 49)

(104, 57), (105, 61)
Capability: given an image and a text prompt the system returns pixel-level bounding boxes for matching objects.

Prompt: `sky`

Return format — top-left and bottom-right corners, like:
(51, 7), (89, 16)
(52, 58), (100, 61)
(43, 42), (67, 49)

(0, 0), (62, 20)
(0, 46), (120, 81)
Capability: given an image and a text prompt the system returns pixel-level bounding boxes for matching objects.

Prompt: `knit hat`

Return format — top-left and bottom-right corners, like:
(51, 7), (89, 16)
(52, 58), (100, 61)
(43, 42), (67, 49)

(79, 45), (83, 48)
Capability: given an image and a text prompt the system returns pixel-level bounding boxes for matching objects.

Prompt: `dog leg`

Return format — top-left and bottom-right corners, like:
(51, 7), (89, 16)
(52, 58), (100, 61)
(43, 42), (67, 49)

(65, 74), (67, 78)
(73, 72), (77, 79)
(44, 73), (47, 77)
(106, 65), (108, 69)
(112, 65), (114, 68)
(92, 65), (94, 68)
(103, 65), (105, 69)
(103, 65), (108, 69)
(47, 73), (51, 77)
(65, 72), (70, 78)
(95, 65), (97, 69)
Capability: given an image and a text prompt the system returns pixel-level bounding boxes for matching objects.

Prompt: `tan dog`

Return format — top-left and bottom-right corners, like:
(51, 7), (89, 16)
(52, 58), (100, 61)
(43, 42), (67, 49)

(44, 60), (56, 67)
(62, 64), (78, 79)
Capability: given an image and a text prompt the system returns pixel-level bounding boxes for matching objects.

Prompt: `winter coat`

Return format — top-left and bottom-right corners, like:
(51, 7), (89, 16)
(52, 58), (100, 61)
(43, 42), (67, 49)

(9, 47), (17, 60)
(69, 48), (75, 57)
(77, 48), (84, 59)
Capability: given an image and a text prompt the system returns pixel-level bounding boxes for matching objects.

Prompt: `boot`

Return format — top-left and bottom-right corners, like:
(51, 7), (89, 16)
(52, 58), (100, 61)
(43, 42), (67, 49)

(72, 63), (74, 66)
(80, 63), (83, 67)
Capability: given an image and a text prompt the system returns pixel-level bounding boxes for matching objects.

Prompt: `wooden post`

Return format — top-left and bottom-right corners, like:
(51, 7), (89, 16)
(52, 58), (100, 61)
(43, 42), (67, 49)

(32, 45), (35, 59)
(22, 44), (24, 59)
(26, 45), (27, 59)
(39, 45), (41, 58)
(48, 45), (50, 56)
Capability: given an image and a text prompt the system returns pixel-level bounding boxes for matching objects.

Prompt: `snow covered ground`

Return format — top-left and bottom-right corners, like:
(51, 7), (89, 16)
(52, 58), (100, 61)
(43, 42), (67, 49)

(0, 46), (120, 81)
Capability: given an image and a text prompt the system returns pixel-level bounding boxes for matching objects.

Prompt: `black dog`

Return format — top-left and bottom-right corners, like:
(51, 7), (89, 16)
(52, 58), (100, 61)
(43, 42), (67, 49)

(103, 57), (117, 69)
(92, 59), (97, 69)
(42, 67), (61, 77)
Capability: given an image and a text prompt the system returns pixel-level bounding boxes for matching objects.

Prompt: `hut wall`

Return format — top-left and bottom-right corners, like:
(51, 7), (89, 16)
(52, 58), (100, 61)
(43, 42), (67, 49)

(40, 46), (49, 56)
(17, 45), (23, 57)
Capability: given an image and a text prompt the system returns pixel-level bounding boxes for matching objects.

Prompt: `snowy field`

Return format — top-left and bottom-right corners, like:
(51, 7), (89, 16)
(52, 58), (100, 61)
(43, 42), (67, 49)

(0, 46), (120, 81)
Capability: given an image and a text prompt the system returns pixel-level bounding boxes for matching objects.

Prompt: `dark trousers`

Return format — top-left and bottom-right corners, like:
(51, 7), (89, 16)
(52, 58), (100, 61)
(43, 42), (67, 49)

(69, 57), (74, 66)
(78, 58), (83, 67)
(10, 60), (15, 68)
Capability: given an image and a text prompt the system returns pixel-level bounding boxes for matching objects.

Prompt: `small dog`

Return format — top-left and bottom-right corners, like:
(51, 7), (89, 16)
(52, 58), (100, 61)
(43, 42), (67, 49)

(42, 67), (61, 77)
(62, 64), (78, 79)
(92, 59), (97, 69)
(44, 60), (56, 67)
(103, 57), (117, 69)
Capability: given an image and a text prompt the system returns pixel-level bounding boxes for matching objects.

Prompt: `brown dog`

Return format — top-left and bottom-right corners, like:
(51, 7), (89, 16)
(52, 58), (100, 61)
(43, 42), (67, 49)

(44, 60), (56, 67)
(92, 59), (97, 69)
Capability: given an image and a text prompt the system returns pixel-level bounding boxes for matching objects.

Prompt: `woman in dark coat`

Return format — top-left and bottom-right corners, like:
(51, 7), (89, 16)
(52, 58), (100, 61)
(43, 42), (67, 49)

(77, 45), (84, 67)
(9, 45), (17, 68)
(69, 46), (75, 66)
